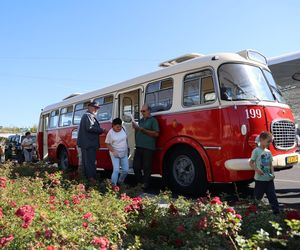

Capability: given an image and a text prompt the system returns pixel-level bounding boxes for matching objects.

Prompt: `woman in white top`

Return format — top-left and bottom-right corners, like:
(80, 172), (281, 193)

(21, 132), (33, 162)
(105, 118), (129, 186)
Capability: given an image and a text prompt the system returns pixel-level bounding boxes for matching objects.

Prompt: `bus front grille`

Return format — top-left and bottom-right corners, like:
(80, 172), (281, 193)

(271, 120), (296, 150)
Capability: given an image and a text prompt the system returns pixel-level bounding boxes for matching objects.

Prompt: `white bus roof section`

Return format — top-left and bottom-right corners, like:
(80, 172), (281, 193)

(62, 93), (81, 100)
(268, 51), (300, 87)
(41, 51), (263, 114)
(159, 53), (204, 67)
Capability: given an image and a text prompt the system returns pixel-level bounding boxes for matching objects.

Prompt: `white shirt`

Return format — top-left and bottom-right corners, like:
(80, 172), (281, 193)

(22, 137), (33, 149)
(105, 128), (128, 152)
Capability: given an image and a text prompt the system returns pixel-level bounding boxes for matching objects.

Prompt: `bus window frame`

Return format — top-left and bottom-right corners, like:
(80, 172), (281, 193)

(116, 86), (144, 120)
(73, 101), (91, 125)
(144, 77), (174, 113)
(58, 105), (74, 127)
(49, 109), (60, 129)
(217, 62), (275, 102)
(93, 94), (114, 123)
(182, 68), (217, 108)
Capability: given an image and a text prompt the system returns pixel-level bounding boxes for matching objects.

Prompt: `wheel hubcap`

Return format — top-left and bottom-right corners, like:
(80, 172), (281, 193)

(173, 155), (195, 186)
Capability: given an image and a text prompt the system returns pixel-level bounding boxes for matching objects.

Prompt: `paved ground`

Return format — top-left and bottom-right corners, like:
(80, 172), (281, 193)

(270, 164), (300, 209)
(123, 164), (300, 209)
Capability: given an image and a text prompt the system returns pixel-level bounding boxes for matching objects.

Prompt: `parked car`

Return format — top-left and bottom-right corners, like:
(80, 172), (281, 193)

(5, 133), (37, 163)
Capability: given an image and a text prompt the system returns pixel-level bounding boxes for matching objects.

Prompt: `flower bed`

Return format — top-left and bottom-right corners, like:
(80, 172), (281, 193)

(0, 162), (299, 249)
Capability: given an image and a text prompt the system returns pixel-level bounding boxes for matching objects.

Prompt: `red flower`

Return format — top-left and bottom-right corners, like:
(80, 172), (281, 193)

(48, 196), (56, 204)
(0, 177), (6, 188)
(196, 216), (208, 230)
(35, 231), (42, 239)
(112, 185), (120, 192)
(0, 235), (14, 248)
(226, 207), (236, 214)
(77, 183), (86, 192)
(15, 205), (35, 228)
(46, 245), (55, 250)
(124, 197), (143, 213)
(176, 224), (185, 233)
(9, 201), (17, 208)
(0, 207), (3, 219)
(72, 195), (81, 205)
(210, 196), (222, 205)
(286, 210), (300, 220)
(63, 200), (70, 206)
(235, 214), (242, 220)
(21, 222), (30, 229)
(247, 204), (257, 214)
(83, 212), (93, 220)
(82, 222), (88, 228)
(168, 203), (179, 215)
(175, 238), (183, 247)
(91, 236), (110, 249)
(44, 229), (53, 239)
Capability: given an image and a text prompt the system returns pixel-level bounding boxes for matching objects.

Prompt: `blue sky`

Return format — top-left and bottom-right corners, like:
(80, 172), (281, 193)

(0, 0), (299, 127)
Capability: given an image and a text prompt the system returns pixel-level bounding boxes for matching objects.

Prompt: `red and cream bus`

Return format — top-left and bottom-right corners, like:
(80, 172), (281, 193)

(37, 49), (299, 195)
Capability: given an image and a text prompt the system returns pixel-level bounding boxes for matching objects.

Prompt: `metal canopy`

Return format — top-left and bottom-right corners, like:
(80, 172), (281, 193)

(268, 52), (300, 87)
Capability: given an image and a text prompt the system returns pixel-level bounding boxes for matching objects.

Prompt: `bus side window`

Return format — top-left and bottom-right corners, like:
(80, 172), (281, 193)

(183, 70), (215, 107)
(94, 95), (113, 122)
(145, 78), (173, 112)
(202, 77), (216, 103)
(73, 101), (89, 125)
(59, 106), (73, 127)
(49, 110), (59, 128)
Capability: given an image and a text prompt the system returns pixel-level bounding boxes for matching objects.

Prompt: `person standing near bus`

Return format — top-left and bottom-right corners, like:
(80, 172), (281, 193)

(132, 104), (159, 191)
(77, 101), (105, 185)
(21, 132), (33, 163)
(249, 131), (280, 214)
(105, 118), (129, 187)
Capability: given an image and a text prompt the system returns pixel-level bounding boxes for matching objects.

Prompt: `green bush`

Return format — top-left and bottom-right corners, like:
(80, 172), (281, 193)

(0, 162), (299, 249)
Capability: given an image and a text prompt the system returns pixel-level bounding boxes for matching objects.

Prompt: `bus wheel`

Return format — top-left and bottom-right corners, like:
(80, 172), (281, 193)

(167, 147), (207, 196)
(58, 147), (69, 171)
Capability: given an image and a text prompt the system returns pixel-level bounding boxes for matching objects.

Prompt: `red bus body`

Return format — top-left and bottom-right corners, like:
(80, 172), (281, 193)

(37, 50), (299, 194)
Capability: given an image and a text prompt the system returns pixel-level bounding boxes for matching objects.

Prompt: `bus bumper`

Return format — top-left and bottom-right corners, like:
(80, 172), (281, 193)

(225, 152), (300, 171)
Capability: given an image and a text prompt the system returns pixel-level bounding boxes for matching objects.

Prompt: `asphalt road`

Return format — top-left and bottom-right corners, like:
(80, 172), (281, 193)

(124, 164), (300, 209)
(269, 164), (300, 209)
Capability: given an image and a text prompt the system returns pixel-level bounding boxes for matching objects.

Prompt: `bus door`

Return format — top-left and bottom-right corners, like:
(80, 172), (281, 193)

(118, 89), (141, 169)
(37, 114), (49, 160)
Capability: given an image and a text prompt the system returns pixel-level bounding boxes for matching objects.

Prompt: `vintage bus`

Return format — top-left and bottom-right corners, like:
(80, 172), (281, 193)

(37, 49), (299, 195)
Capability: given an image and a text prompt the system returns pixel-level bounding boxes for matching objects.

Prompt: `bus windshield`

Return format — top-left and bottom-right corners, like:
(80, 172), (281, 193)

(218, 63), (276, 102)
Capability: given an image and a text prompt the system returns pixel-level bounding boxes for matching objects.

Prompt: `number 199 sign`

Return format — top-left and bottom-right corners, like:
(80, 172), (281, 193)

(245, 108), (262, 119)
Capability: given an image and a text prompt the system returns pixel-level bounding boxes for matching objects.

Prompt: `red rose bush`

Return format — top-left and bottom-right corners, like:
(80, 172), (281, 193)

(0, 162), (299, 249)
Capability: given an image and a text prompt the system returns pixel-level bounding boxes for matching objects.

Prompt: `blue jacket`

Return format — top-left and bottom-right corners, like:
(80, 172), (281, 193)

(77, 111), (104, 149)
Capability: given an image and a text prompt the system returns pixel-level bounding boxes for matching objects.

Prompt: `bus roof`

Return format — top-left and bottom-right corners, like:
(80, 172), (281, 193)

(41, 51), (265, 114)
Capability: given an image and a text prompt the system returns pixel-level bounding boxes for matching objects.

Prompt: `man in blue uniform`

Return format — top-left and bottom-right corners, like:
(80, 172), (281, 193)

(77, 101), (105, 184)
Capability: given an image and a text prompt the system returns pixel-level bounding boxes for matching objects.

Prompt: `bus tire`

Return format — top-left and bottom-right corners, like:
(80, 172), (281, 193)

(167, 147), (207, 196)
(58, 147), (69, 171)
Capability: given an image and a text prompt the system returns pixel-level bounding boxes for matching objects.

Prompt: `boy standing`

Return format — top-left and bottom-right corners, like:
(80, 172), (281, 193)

(249, 131), (279, 214)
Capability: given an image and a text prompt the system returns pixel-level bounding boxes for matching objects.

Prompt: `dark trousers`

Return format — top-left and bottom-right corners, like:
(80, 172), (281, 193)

(254, 180), (279, 212)
(81, 147), (97, 179)
(133, 147), (154, 188)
